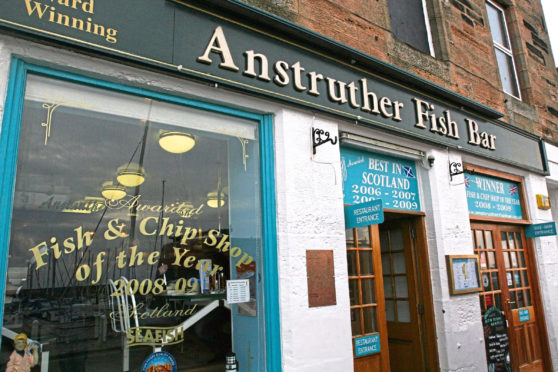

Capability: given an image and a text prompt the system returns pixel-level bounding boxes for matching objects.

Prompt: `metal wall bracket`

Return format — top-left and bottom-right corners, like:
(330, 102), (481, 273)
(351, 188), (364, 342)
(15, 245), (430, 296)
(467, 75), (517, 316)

(449, 162), (464, 181)
(312, 127), (337, 155)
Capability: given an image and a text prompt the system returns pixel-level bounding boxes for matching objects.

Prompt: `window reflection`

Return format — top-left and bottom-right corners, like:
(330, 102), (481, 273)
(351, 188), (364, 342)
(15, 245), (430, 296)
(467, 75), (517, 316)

(2, 75), (263, 371)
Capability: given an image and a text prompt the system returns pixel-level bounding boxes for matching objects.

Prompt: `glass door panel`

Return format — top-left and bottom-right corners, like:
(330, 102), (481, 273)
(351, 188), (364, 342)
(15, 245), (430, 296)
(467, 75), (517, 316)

(472, 224), (545, 372)
(347, 224), (389, 372)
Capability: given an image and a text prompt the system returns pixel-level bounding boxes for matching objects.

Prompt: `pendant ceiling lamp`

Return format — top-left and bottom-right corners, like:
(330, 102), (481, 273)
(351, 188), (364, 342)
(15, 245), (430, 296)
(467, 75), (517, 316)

(207, 167), (226, 208)
(116, 163), (145, 187)
(101, 181), (126, 201)
(206, 190), (226, 208)
(158, 131), (196, 154)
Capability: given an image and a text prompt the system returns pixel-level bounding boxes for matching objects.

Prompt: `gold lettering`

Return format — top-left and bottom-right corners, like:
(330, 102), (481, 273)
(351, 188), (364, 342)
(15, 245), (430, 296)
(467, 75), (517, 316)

(76, 264), (90, 281)
(104, 219), (126, 240)
(63, 236), (76, 254)
(204, 229), (219, 246)
(147, 251), (160, 265)
(139, 216), (158, 236)
(197, 26), (239, 71)
(179, 228), (198, 245)
(128, 246), (143, 267)
(183, 255), (196, 268)
(29, 242), (48, 270)
(171, 247), (190, 266)
(75, 226), (93, 249)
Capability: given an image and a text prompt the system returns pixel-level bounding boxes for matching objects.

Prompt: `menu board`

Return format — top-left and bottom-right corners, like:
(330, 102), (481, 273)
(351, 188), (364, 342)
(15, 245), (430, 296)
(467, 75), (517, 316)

(452, 258), (480, 291)
(483, 307), (511, 372)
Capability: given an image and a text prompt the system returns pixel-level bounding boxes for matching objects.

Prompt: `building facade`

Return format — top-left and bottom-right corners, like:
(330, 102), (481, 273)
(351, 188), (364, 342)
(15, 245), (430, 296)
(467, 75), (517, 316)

(0, 0), (557, 371)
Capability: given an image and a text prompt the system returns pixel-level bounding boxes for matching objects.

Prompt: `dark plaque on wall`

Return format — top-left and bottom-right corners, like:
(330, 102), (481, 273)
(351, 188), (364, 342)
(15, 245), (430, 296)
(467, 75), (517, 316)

(306, 250), (336, 307)
(483, 307), (512, 372)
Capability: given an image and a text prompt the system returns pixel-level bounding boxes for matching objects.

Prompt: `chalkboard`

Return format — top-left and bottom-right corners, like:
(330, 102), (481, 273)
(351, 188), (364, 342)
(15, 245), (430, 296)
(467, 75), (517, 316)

(483, 307), (511, 372)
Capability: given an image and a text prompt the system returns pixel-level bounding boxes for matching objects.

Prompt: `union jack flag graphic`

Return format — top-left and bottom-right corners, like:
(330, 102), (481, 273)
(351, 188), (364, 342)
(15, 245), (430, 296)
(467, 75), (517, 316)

(509, 185), (518, 195)
(403, 166), (415, 178)
(464, 175), (470, 188)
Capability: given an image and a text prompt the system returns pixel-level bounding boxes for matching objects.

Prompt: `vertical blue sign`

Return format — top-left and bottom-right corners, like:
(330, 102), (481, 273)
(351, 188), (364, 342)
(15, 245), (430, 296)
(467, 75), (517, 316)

(354, 334), (381, 356)
(465, 173), (523, 219)
(518, 309), (530, 323)
(341, 147), (421, 211)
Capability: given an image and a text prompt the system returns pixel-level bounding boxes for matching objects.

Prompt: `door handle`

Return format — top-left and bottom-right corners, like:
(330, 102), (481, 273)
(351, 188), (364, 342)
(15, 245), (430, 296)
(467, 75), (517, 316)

(506, 299), (516, 308)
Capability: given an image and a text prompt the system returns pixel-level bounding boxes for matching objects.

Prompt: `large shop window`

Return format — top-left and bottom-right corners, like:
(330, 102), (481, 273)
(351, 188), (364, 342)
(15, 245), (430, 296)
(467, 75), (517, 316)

(0, 73), (270, 371)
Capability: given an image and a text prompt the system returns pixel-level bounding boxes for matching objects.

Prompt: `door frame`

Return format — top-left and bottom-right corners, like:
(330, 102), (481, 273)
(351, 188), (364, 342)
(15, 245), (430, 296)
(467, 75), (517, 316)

(465, 164), (552, 371)
(381, 210), (439, 372)
(413, 215), (439, 372)
(523, 230), (552, 372)
(471, 222), (551, 371)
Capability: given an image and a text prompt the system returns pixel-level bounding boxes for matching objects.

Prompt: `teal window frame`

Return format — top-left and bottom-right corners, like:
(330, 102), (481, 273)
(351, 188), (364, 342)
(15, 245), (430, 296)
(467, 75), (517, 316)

(0, 58), (281, 371)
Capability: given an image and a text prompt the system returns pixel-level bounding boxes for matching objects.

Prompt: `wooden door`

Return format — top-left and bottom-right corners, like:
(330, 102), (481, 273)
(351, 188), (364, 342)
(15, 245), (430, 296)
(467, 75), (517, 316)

(347, 225), (390, 372)
(380, 219), (425, 372)
(472, 223), (547, 372)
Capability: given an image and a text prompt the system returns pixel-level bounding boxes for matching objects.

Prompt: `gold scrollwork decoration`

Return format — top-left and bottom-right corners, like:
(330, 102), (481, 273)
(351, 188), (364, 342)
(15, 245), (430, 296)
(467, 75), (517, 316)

(41, 102), (62, 146)
(40, 95), (97, 145)
(237, 137), (249, 171)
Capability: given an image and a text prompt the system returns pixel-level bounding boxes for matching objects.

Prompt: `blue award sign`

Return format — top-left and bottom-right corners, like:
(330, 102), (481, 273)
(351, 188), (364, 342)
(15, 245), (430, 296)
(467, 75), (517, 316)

(354, 334), (381, 356)
(525, 222), (557, 238)
(341, 147), (421, 211)
(345, 200), (384, 229)
(465, 173), (523, 219)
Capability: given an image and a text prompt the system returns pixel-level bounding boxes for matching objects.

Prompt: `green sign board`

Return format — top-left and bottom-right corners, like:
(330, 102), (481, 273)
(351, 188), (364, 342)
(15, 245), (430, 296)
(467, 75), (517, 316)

(0, 0), (546, 173)
(525, 222), (557, 238)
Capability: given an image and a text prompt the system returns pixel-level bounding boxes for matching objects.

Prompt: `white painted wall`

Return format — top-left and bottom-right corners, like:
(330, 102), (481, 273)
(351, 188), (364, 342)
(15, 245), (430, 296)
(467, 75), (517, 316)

(421, 148), (487, 372)
(275, 110), (353, 372)
(543, 142), (558, 370)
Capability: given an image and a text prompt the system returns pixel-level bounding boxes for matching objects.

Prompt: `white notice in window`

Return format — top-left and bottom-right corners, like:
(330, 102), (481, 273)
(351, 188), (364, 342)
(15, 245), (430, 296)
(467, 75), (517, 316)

(226, 279), (250, 304)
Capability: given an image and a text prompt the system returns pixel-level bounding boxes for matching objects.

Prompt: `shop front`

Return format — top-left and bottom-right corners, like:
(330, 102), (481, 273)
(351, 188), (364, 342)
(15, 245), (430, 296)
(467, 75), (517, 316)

(466, 167), (549, 371)
(0, 60), (279, 371)
(0, 1), (557, 372)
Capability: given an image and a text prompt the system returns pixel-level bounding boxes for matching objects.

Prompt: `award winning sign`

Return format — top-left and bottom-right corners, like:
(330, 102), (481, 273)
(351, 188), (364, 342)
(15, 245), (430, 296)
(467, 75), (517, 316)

(525, 222), (557, 238)
(354, 334), (381, 357)
(344, 199), (384, 229)
(341, 147), (421, 212)
(483, 307), (511, 372)
(0, 0), (546, 173)
(465, 173), (523, 220)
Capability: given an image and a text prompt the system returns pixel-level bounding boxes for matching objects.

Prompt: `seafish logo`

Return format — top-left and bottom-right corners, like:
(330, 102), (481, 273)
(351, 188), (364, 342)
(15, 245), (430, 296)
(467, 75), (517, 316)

(141, 351), (177, 372)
